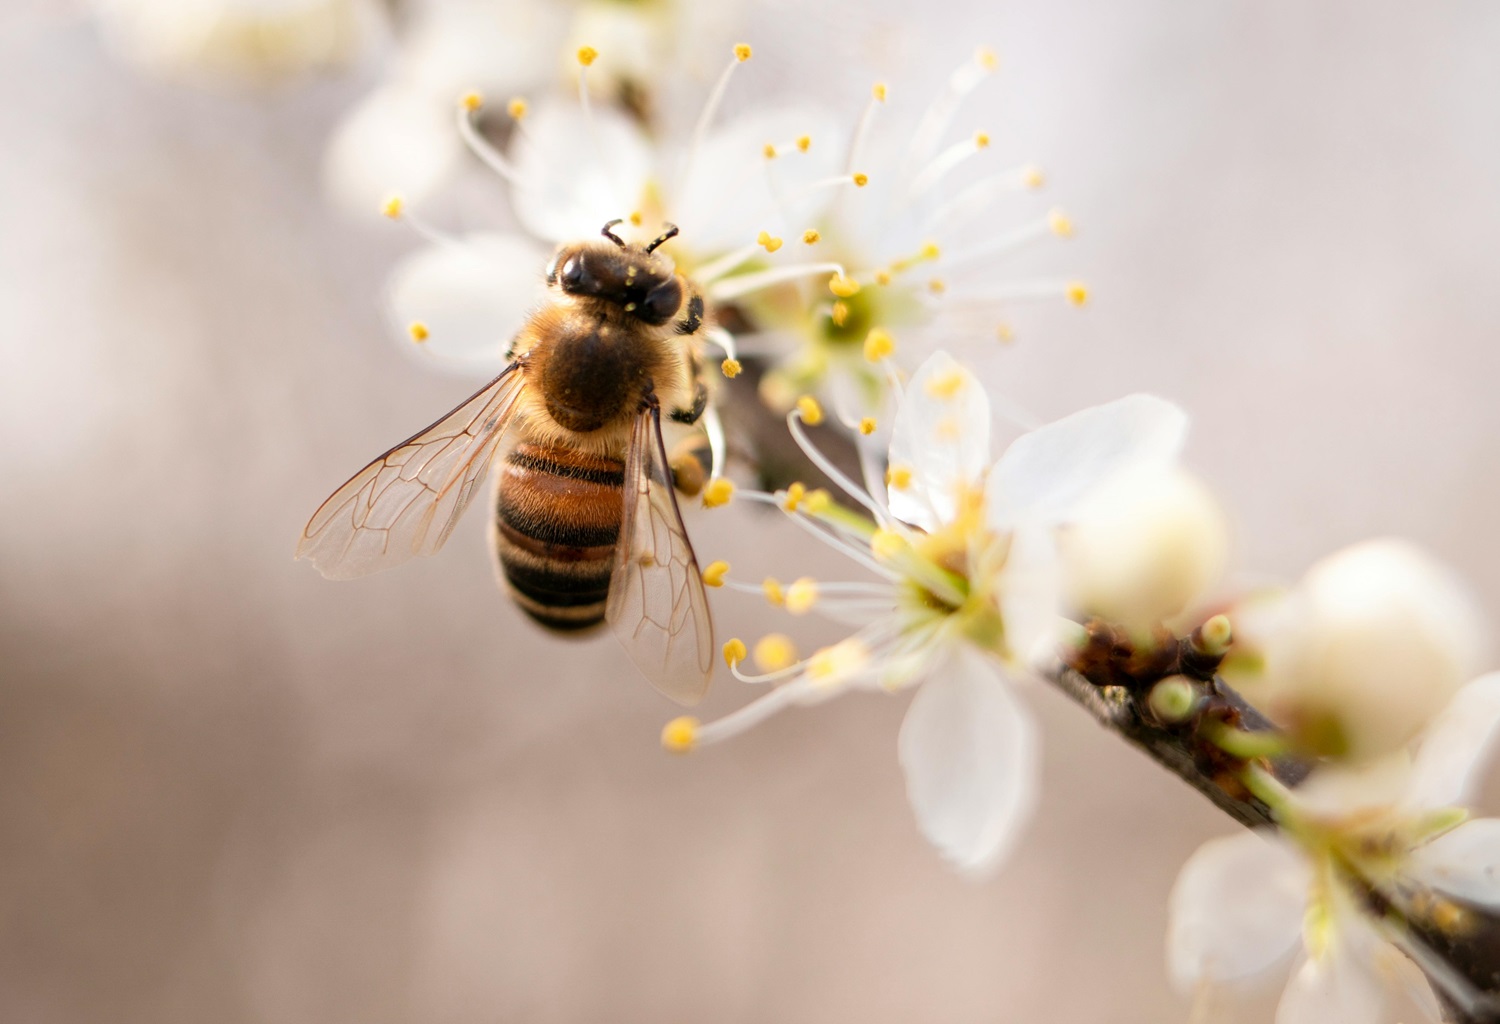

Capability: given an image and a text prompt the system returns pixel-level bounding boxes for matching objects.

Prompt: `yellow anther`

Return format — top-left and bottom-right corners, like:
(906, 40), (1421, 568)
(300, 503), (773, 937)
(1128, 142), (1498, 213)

(974, 131), (991, 149)
(874, 269), (892, 286)
(928, 278), (947, 294)
(828, 273), (860, 297)
(721, 358), (742, 378)
(886, 465), (913, 490)
(871, 527), (907, 560)
(702, 477), (736, 508)
(756, 230), (783, 253)
(796, 395), (824, 426)
(507, 97), (527, 120)
(935, 415), (960, 440)
(921, 241), (941, 260)
(785, 577), (818, 615)
(808, 638), (869, 685)
(1048, 208), (1074, 238)
(830, 301), (849, 327)
(859, 416), (877, 435)
(976, 46), (999, 71)
(1067, 281), (1090, 306)
(995, 323), (1016, 343)
(661, 716), (699, 753)
(872, 82), (888, 102)
(722, 637), (748, 668)
(782, 482), (806, 512)
(762, 578), (785, 607)
(381, 194), (404, 219)
(629, 211), (643, 226)
(734, 43), (752, 62)
(577, 46), (598, 66)
(753, 633), (798, 672)
(924, 368), (967, 400)
(796, 135), (811, 152)
(763, 143), (778, 159)
(407, 321), (430, 343)
(460, 90), (483, 112)
(803, 489), (832, 515)
(852, 172), (869, 187)
(863, 328), (895, 362)
(702, 560), (730, 587)
(802, 229), (821, 245)
(1023, 165), (1045, 189)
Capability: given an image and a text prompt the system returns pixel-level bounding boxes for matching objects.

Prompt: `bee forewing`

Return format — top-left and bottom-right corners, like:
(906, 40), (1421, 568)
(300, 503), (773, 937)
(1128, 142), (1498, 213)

(298, 364), (526, 579)
(606, 404), (715, 705)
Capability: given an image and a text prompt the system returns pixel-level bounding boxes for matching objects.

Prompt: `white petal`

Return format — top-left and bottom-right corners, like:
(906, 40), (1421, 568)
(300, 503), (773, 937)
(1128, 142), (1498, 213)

(1276, 947), (1387, 1024)
(509, 99), (655, 244)
(1408, 672), (1500, 809)
(897, 646), (1037, 877)
(386, 234), (550, 371)
(1288, 757), (1412, 822)
(400, 0), (565, 99)
(1410, 818), (1500, 907)
(986, 394), (1188, 531)
(998, 527), (1063, 668)
(324, 85), (464, 216)
(887, 352), (991, 531)
(1166, 830), (1308, 990)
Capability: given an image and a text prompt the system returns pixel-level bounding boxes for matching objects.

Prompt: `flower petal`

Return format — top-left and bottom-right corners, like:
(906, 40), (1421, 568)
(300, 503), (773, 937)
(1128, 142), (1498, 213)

(1166, 830), (1307, 990)
(1276, 934), (1387, 1024)
(400, 0), (566, 99)
(986, 394), (1188, 531)
(386, 234), (550, 372)
(1410, 818), (1500, 907)
(1407, 672), (1500, 810)
(997, 527), (1063, 668)
(324, 85), (465, 216)
(897, 645), (1037, 876)
(508, 99), (654, 244)
(887, 352), (991, 532)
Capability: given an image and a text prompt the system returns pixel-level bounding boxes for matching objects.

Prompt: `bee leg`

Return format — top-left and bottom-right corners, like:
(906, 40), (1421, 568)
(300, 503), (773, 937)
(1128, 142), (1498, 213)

(669, 380), (708, 425)
(667, 434), (711, 497)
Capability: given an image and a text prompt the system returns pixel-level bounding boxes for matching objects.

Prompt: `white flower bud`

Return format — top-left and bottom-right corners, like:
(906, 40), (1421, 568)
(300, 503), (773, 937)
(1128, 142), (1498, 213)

(1260, 539), (1486, 763)
(1060, 468), (1229, 631)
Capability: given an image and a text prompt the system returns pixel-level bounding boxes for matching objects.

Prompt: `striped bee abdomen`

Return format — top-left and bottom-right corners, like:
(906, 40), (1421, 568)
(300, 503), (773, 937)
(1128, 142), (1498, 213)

(492, 441), (624, 632)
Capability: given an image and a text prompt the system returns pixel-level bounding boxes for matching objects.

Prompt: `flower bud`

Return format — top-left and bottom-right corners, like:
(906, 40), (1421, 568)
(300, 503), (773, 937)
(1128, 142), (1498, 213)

(1258, 539), (1485, 763)
(1060, 469), (1229, 632)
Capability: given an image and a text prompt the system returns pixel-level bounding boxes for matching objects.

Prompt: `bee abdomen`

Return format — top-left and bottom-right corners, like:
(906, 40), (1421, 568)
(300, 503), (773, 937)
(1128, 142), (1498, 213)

(492, 442), (624, 633)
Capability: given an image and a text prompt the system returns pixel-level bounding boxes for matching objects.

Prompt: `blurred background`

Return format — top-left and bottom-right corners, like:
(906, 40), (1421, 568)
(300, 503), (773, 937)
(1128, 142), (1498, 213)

(4, 2), (1500, 1021)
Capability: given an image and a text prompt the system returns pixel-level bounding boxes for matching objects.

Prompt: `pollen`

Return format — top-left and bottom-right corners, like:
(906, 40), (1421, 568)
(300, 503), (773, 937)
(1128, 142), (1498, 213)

(924, 368), (967, 400)
(886, 465), (913, 490)
(863, 328), (895, 362)
(872, 81), (888, 101)
(702, 477), (736, 508)
(785, 577), (818, 614)
(407, 321), (430, 343)
(753, 633), (798, 672)
(995, 323), (1015, 343)
(661, 716), (699, 753)
(871, 527), (906, 560)
(1048, 208), (1074, 238)
(852, 172), (869, 187)
(721, 358), (742, 378)
(828, 273), (861, 298)
(874, 269), (892, 286)
(830, 301), (849, 327)
(762, 578), (785, 607)
(756, 230), (783, 253)
(859, 417), (877, 435)
(928, 278), (947, 294)
(1023, 165), (1046, 189)
(808, 638), (868, 685)
(796, 135), (811, 152)
(577, 46), (598, 66)
(722, 637), (748, 668)
(380, 194), (404, 219)
(921, 241), (941, 260)
(802, 229), (821, 245)
(974, 131), (991, 149)
(702, 560), (730, 587)
(803, 489), (832, 515)
(460, 90), (483, 112)
(629, 211), (643, 226)
(782, 482), (806, 512)
(507, 97), (527, 120)
(763, 143), (778, 159)
(796, 395), (824, 426)
(976, 46), (999, 71)
(734, 42), (752, 62)
(1067, 281), (1090, 306)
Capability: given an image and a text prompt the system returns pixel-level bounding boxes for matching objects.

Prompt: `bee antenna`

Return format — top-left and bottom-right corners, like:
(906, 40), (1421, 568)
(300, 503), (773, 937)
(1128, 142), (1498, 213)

(646, 223), (680, 254)
(601, 219), (627, 248)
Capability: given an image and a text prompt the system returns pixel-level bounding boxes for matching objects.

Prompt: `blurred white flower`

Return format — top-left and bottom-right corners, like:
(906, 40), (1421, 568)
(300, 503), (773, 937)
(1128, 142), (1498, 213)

(93, 0), (382, 86)
(1168, 673), (1500, 1024)
(1245, 539), (1486, 763)
(669, 352), (1188, 874)
(324, 0), (744, 215)
(1060, 467), (1230, 633)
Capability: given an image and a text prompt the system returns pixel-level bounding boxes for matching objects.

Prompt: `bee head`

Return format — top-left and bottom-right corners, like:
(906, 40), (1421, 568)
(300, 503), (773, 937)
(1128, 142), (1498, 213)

(545, 222), (685, 326)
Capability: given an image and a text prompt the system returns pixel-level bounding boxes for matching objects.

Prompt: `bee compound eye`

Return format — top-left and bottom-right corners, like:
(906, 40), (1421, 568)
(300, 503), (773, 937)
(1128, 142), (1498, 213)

(640, 278), (683, 324)
(558, 254), (588, 292)
(544, 253), (560, 285)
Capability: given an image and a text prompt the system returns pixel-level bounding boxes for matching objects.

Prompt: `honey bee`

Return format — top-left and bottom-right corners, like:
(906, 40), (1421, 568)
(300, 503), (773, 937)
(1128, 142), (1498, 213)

(297, 221), (715, 704)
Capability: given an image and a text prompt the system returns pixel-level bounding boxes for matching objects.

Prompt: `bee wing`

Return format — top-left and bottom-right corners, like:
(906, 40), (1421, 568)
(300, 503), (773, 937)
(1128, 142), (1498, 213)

(606, 403), (715, 705)
(298, 363), (527, 579)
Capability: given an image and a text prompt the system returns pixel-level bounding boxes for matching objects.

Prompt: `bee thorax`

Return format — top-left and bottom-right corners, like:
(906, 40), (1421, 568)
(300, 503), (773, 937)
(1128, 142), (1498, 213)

(536, 320), (648, 433)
